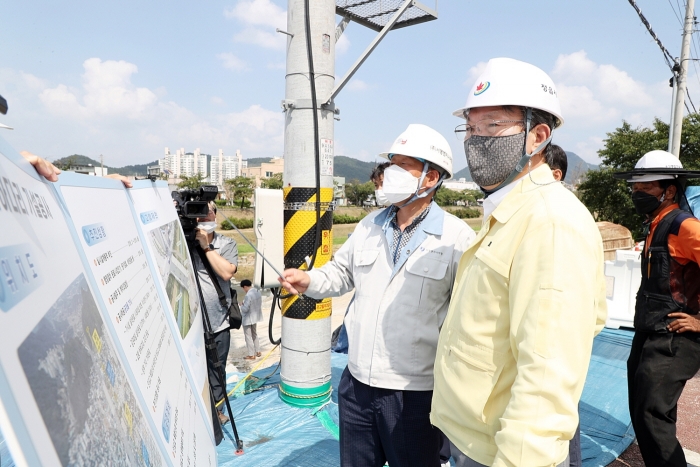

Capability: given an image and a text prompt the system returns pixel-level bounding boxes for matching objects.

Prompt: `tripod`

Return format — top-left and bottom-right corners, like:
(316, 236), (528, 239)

(191, 243), (244, 453)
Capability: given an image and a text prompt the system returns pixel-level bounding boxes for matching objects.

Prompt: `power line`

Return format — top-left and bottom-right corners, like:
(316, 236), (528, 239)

(669, 0), (683, 23)
(627, 0), (678, 70)
(630, 0), (698, 114)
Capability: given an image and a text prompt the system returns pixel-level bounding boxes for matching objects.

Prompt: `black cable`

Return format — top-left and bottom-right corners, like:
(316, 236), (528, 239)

(268, 287), (281, 345)
(687, 91), (698, 113)
(304, 0), (323, 270)
(627, 0), (677, 71)
(669, 0), (683, 24)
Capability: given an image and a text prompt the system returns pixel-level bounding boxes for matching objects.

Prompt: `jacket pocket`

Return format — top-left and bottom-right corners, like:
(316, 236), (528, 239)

(406, 254), (449, 280)
(353, 249), (379, 293)
(448, 344), (506, 427)
(355, 249), (379, 266)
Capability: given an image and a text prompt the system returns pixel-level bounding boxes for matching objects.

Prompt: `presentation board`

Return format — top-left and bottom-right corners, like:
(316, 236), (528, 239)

(0, 137), (216, 467)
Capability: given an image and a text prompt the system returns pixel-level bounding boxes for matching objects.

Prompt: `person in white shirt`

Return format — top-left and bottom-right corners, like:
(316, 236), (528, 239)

(239, 279), (263, 360)
(279, 124), (475, 467)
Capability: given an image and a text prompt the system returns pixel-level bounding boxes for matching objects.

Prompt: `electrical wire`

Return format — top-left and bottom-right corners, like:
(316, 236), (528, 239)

(627, 0), (677, 70)
(304, 0), (323, 270)
(631, 0), (698, 114)
(672, 0), (700, 112)
(268, 288), (281, 345)
(669, 0), (683, 24)
(216, 343), (281, 407)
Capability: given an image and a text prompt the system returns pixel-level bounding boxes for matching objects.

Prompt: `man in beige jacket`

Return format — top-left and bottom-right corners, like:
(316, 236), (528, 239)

(431, 58), (607, 467)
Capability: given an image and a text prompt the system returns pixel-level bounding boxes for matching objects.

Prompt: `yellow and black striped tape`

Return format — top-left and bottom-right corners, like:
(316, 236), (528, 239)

(282, 187), (334, 320)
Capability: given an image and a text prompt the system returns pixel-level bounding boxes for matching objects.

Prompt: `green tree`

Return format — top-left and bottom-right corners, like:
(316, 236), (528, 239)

(177, 174), (205, 190)
(225, 176), (255, 208)
(261, 173), (283, 189)
(345, 180), (375, 206)
(434, 187), (467, 206)
(578, 116), (700, 239)
(54, 155), (78, 171)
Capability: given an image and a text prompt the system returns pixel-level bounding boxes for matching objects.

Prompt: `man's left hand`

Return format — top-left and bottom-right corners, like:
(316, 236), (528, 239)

(667, 312), (700, 333)
(195, 229), (209, 250)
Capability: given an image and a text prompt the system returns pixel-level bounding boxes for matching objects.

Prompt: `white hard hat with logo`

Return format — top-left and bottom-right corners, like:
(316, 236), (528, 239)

(454, 57), (564, 129)
(614, 150), (700, 181)
(378, 123), (454, 179)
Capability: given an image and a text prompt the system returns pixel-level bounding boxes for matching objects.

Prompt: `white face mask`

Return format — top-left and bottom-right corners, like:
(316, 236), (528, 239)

(374, 189), (390, 206)
(382, 164), (422, 205)
(197, 221), (217, 234)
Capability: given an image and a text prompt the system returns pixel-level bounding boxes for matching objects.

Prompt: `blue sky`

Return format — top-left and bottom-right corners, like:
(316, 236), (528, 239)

(0, 0), (695, 173)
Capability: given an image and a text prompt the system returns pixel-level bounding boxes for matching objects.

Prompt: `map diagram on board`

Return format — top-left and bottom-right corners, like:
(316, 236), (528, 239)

(18, 274), (164, 467)
(146, 220), (199, 339)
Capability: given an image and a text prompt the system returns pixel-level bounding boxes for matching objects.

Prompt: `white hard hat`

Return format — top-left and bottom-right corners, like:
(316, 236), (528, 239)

(453, 57), (564, 129)
(614, 149), (700, 182)
(379, 124), (453, 179)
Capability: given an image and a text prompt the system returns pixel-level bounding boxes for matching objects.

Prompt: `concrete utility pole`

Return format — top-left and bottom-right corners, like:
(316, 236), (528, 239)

(279, 0), (336, 408)
(278, 0), (437, 408)
(670, 0), (696, 157)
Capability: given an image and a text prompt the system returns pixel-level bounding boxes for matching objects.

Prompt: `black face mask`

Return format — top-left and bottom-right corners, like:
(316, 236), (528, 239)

(631, 190), (665, 215)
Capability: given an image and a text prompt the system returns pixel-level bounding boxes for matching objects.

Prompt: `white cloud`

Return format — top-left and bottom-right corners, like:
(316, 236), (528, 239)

(346, 79), (373, 92)
(463, 61), (487, 86)
(571, 136), (605, 166)
(336, 34), (350, 55)
(553, 51), (653, 109)
(224, 0), (286, 28)
(556, 84), (618, 124)
(2, 59), (284, 165)
(549, 50), (671, 162)
(39, 58), (158, 120)
(217, 52), (249, 71)
(225, 0), (286, 50)
(233, 26), (285, 50)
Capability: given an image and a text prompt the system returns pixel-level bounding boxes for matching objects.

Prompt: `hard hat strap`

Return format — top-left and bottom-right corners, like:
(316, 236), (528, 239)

(395, 162), (444, 209)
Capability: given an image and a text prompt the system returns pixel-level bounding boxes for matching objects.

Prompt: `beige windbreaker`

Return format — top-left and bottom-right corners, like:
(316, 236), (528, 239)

(431, 165), (608, 467)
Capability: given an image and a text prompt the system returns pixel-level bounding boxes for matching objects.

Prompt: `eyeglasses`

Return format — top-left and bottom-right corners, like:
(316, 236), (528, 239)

(455, 119), (524, 140)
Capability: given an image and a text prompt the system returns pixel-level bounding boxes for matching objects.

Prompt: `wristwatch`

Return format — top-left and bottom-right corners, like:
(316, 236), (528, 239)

(204, 243), (215, 252)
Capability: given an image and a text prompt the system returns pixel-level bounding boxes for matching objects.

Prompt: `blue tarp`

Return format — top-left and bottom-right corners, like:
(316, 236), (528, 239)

(0, 329), (635, 466)
(579, 329), (635, 466)
(217, 329), (636, 467)
(686, 186), (700, 216)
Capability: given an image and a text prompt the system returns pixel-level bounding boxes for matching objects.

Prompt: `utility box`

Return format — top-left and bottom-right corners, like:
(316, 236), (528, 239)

(253, 189), (285, 289)
(604, 249), (642, 329)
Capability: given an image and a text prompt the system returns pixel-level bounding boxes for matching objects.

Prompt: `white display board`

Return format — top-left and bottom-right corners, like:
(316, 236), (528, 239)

(0, 137), (216, 467)
(128, 181), (208, 397)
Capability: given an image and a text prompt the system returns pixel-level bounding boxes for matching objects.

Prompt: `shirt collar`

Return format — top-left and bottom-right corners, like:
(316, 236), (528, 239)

(490, 164), (556, 224)
(373, 201), (445, 235)
(483, 178), (523, 219)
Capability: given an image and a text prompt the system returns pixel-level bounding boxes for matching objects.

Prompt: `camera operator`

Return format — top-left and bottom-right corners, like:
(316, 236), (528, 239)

(193, 201), (238, 425)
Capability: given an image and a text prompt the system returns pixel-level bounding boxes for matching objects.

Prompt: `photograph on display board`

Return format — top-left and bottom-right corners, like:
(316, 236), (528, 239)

(17, 274), (163, 467)
(147, 219), (199, 339)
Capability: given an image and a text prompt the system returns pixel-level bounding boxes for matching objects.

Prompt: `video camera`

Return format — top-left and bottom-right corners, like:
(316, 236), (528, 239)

(171, 185), (219, 245)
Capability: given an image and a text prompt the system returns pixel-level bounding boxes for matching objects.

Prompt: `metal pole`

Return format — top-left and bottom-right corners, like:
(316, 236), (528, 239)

(670, 0), (695, 157)
(669, 75), (678, 153)
(280, 0), (336, 408)
(327, 0), (415, 104)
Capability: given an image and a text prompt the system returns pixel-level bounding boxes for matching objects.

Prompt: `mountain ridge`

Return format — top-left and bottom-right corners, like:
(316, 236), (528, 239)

(452, 150), (598, 184)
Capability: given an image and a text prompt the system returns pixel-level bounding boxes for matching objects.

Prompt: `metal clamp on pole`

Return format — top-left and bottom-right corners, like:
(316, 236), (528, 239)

(281, 99), (339, 115)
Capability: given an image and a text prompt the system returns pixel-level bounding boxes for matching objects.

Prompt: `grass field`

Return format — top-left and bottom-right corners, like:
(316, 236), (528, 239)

(221, 216), (482, 282)
(219, 217), (482, 252)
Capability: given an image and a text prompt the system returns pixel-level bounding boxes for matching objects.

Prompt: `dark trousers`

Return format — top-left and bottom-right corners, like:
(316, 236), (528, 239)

(569, 424), (581, 467)
(627, 331), (700, 467)
(338, 367), (441, 467)
(207, 328), (230, 408)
